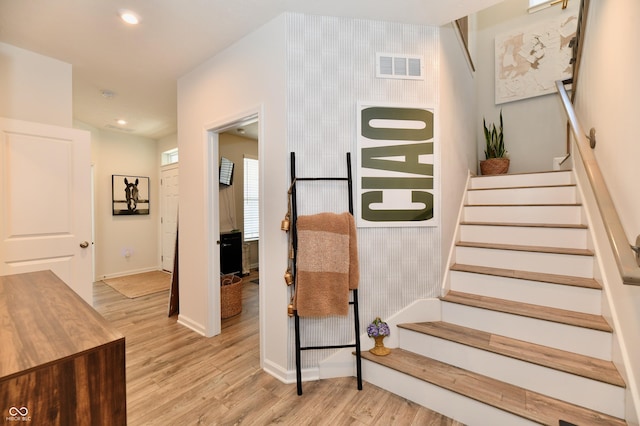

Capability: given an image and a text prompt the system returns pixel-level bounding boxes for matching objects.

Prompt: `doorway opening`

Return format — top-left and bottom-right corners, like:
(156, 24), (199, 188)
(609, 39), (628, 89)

(206, 111), (262, 365)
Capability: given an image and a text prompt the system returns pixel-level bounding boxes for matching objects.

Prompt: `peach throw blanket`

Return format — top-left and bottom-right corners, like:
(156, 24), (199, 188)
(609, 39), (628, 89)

(294, 212), (359, 317)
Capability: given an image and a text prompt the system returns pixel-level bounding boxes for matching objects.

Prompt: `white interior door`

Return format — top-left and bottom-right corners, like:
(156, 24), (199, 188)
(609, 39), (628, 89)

(161, 164), (179, 272)
(0, 117), (92, 303)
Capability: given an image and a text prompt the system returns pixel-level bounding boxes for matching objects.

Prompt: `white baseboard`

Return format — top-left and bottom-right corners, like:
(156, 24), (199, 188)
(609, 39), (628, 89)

(176, 314), (206, 336)
(262, 359), (290, 383)
(262, 358), (320, 386)
(97, 266), (162, 281)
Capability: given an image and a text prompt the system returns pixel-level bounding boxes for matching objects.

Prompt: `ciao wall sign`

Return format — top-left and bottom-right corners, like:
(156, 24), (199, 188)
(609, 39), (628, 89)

(356, 103), (437, 228)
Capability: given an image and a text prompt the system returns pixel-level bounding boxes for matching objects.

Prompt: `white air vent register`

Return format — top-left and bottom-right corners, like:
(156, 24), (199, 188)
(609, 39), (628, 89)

(376, 53), (424, 80)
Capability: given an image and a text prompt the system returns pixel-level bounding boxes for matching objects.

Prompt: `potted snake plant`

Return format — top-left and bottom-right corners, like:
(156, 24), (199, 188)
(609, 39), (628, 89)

(480, 109), (509, 175)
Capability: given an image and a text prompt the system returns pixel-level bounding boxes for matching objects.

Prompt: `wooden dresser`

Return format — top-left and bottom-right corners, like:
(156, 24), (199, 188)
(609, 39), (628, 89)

(0, 271), (126, 425)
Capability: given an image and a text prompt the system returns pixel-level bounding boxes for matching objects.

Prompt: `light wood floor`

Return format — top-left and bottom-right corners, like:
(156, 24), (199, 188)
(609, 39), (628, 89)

(93, 272), (463, 425)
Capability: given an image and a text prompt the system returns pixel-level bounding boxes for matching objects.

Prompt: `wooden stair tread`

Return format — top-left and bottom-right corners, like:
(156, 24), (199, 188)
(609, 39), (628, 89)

(464, 203), (582, 207)
(360, 348), (626, 426)
(398, 321), (625, 387)
(456, 241), (593, 256)
(450, 263), (602, 289)
(460, 221), (587, 229)
(468, 183), (577, 191)
(471, 170), (571, 178)
(441, 291), (612, 332)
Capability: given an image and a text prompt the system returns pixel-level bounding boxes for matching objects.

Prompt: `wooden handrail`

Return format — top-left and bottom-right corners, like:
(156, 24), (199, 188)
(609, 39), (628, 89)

(556, 79), (640, 285)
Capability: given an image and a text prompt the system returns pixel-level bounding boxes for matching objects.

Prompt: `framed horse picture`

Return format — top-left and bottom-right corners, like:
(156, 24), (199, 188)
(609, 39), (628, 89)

(112, 175), (150, 215)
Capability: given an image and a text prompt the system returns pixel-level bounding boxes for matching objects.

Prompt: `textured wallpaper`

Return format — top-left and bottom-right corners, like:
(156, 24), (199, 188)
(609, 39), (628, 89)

(286, 13), (440, 369)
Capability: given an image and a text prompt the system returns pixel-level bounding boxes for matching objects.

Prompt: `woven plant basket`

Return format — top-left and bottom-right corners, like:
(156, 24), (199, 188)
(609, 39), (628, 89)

(220, 274), (243, 319)
(480, 158), (510, 175)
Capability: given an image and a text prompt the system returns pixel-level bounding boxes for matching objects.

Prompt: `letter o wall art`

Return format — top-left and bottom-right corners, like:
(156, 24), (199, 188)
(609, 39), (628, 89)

(112, 175), (150, 215)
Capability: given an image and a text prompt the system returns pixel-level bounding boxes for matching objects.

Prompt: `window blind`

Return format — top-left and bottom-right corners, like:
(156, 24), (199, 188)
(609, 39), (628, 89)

(243, 157), (259, 240)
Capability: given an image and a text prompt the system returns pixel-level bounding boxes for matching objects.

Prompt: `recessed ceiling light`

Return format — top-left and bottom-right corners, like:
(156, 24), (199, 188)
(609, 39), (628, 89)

(119, 9), (140, 25)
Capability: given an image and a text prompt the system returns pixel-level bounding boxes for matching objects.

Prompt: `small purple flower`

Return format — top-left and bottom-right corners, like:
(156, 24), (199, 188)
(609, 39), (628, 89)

(367, 323), (378, 337)
(378, 323), (390, 336)
(367, 317), (390, 338)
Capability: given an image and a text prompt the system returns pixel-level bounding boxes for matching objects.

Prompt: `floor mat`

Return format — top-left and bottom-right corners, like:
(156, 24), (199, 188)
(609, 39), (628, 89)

(102, 271), (171, 298)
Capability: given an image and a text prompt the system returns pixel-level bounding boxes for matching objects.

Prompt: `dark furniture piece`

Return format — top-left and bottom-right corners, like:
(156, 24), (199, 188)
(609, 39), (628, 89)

(220, 231), (242, 275)
(0, 270), (126, 425)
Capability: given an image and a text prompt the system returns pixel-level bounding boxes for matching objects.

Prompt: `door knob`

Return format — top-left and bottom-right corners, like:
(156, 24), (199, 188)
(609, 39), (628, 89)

(80, 241), (89, 248)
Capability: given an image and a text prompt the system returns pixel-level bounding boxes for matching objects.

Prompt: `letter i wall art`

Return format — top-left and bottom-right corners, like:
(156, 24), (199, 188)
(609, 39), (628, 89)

(356, 102), (437, 228)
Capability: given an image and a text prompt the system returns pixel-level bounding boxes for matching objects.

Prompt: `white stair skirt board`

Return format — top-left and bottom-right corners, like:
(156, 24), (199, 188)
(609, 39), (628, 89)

(398, 329), (625, 418)
(463, 204), (583, 225)
(449, 270), (602, 315)
(466, 186), (577, 205)
(455, 246), (594, 278)
(469, 171), (574, 190)
(362, 359), (539, 426)
(441, 302), (612, 360)
(459, 224), (588, 249)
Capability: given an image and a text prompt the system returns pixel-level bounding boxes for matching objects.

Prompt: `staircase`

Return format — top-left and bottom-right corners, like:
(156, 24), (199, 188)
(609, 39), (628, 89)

(360, 171), (627, 425)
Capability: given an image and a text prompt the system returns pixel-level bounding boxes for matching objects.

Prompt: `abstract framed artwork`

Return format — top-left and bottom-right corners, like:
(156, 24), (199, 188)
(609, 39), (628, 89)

(112, 175), (150, 215)
(495, 13), (577, 104)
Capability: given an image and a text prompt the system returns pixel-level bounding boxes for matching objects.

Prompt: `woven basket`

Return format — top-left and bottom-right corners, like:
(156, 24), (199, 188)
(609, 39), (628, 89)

(220, 274), (243, 319)
(480, 158), (510, 175)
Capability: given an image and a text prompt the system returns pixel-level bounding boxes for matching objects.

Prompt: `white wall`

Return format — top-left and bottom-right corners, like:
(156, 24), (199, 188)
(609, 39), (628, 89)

(573, 0), (640, 422)
(286, 14), (442, 371)
(77, 121), (161, 279)
(0, 42), (72, 127)
(475, 0), (579, 173)
(96, 131), (160, 279)
(178, 11), (479, 382)
(157, 133), (178, 159)
(576, 0), (640, 257)
(439, 22), (478, 276)
(177, 14), (289, 374)
(177, 10), (486, 385)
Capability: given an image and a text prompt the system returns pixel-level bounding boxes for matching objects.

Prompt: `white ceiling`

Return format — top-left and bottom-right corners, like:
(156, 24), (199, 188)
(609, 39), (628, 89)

(0, 0), (502, 140)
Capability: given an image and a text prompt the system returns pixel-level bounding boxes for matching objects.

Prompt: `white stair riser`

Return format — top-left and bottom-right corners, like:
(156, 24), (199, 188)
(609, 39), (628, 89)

(455, 246), (594, 278)
(470, 172), (574, 189)
(467, 186), (577, 205)
(362, 360), (538, 426)
(463, 205), (583, 225)
(459, 224), (588, 249)
(441, 302), (612, 360)
(449, 271), (602, 315)
(398, 330), (625, 418)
